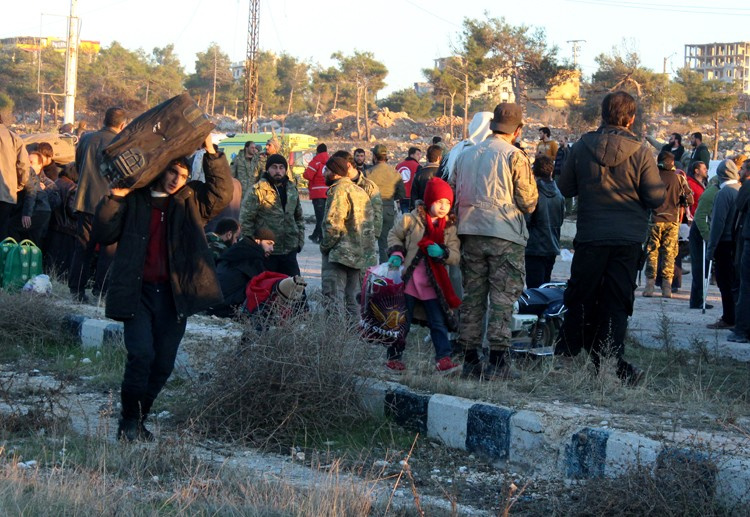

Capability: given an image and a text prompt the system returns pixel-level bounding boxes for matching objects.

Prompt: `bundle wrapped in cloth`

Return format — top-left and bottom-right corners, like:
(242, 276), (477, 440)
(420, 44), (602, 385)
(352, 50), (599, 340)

(100, 93), (215, 189)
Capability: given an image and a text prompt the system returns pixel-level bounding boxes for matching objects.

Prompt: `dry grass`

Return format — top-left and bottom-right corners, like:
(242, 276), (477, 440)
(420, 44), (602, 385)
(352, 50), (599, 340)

(174, 300), (374, 448)
(392, 325), (750, 432)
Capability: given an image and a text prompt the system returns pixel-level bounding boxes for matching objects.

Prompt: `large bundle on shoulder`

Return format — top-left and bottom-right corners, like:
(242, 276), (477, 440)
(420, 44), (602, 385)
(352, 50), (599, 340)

(100, 93), (215, 188)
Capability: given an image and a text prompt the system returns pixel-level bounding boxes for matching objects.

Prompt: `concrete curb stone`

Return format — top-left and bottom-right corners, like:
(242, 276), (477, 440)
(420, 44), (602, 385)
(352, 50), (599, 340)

(63, 312), (750, 509)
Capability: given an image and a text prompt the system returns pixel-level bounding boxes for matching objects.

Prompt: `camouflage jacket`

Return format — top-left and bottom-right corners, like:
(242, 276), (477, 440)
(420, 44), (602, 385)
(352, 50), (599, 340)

(231, 153), (260, 195)
(241, 177), (305, 255)
(320, 177), (374, 271)
(206, 233), (228, 263)
(366, 162), (405, 202)
(354, 172), (383, 236)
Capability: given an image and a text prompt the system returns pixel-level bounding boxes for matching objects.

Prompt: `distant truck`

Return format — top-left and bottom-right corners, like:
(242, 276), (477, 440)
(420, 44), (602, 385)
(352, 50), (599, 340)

(217, 132), (317, 183)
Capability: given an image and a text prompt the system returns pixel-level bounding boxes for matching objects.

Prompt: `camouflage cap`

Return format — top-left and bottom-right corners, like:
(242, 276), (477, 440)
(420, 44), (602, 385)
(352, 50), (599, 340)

(371, 144), (387, 158)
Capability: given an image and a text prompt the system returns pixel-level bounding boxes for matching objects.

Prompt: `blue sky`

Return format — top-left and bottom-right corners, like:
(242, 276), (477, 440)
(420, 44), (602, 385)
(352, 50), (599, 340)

(5, 0), (750, 97)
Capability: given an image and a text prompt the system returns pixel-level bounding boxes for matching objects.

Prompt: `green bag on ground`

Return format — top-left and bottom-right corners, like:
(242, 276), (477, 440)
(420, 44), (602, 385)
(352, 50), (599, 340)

(1, 238), (43, 290)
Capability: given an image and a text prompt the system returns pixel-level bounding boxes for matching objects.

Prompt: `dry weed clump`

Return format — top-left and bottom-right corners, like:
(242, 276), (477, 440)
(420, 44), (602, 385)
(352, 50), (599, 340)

(0, 290), (68, 346)
(559, 453), (725, 517)
(184, 305), (372, 447)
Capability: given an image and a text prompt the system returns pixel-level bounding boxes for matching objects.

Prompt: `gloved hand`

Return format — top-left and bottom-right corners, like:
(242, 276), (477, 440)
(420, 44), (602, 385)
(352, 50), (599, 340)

(427, 244), (444, 258)
(388, 255), (403, 268)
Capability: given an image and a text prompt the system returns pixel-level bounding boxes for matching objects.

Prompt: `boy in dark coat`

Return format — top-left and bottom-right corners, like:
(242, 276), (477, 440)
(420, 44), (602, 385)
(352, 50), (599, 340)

(93, 135), (232, 441)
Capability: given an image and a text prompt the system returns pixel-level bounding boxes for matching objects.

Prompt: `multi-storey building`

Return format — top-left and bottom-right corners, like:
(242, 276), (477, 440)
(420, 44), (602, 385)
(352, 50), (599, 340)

(684, 42), (750, 95)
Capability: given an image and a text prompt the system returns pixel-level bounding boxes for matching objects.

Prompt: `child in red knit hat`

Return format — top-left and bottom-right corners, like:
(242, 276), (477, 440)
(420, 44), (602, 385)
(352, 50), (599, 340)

(385, 177), (462, 374)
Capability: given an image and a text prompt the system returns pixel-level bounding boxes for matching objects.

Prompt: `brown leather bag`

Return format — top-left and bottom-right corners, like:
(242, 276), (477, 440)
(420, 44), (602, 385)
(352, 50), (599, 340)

(100, 93), (215, 189)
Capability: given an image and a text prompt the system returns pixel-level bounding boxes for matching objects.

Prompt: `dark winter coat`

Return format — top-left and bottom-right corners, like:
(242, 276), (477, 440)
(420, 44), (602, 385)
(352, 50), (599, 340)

(689, 143), (711, 172)
(410, 164), (439, 208)
(210, 238), (267, 317)
(50, 175), (78, 235)
(558, 125), (665, 244)
(93, 151), (233, 321)
(524, 178), (565, 256)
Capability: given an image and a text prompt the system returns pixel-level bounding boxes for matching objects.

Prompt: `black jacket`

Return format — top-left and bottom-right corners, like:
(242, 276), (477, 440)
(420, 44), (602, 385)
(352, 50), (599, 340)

(93, 151), (233, 321)
(410, 164), (439, 208)
(73, 127), (118, 215)
(525, 178), (565, 256)
(209, 238), (267, 317)
(660, 143), (685, 163)
(558, 125), (665, 244)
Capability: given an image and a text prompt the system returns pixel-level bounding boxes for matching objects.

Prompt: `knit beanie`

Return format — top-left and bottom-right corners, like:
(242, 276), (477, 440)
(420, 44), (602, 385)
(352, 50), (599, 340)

(325, 156), (349, 177)
(276, 275), (307, 300)
(716, 159), (739, 182)
(423, 177), (454, 210)
(265, 153), (288, 171)
(253, 227), (276, 242)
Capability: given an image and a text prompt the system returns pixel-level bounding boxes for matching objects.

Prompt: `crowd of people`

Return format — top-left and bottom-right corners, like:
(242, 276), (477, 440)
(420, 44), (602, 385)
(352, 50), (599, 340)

(1, 89), (748, 441)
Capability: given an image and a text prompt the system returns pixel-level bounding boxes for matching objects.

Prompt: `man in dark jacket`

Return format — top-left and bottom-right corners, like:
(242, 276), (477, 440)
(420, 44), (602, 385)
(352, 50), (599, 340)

(411, 145), (442, 209)
(69, 107), (126, 302)
(208, 227), (274, 318)
(524, 155), (565, 288)
(688, 132), (711, 173)
(705, 159), (741, 330)
(93, 135), (232, 441)
(554, 91), (665, 386)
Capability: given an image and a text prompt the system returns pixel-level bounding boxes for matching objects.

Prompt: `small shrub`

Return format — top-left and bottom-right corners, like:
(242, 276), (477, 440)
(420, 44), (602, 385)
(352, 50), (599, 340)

(180, 303), (372, 447)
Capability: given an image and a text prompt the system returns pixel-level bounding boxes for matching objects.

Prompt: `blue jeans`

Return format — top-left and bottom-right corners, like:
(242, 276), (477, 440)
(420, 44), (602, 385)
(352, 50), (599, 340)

(121, 282), (187, 420)
(405, 295), (452, 360)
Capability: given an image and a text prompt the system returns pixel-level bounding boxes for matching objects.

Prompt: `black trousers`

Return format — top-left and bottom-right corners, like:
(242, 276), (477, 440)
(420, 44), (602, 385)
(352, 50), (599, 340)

(0, 201), (15, 240)
(714, 240), (737, 325)
(525, 255), (556, 289)
(555, 242), (641, 378)
(310, 198), (326, 240)
(8, 210), (51, 250)
(68, 213), (117, 296)
(265, 251), (301, 277)
(688, 223), (709, 308)
(121, 282), (187, 421)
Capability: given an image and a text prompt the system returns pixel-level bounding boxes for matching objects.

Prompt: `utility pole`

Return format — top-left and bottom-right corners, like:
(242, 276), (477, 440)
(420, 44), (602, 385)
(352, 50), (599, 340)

(243, 0), (260, 132)
(211, 46), (217, 116)
(566, 39), (586, 69)
(63, 0), (79, 125)
(662, 53), (675, 114)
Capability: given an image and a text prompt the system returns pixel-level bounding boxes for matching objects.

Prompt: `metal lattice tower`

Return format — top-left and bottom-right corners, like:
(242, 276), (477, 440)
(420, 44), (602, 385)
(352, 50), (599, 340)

(243, 0), (260, 132)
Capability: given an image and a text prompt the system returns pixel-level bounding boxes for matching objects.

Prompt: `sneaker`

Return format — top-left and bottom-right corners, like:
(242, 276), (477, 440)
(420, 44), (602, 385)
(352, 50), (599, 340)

(727, 331), (750, 343)
(690, 304), (714, 309)
(435, 357), (461, 376)
(385, 360), (406, 373)
(707, 319), (734, 330)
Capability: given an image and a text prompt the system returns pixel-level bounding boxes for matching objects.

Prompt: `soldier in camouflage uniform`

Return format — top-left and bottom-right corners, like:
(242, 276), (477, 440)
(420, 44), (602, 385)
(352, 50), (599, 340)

(332, 150), (382, 269)
(319, 156), (374, 316)
(367, 144), (405, 263)
(231, 141), (259, 196)
(241, 154), (305, 276)
(452, 103), (538, 380)
(642, 151), (693, 298)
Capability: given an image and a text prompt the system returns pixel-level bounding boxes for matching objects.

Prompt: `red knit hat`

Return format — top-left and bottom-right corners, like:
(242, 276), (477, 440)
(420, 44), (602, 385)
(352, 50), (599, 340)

(423, 177), (454, 209)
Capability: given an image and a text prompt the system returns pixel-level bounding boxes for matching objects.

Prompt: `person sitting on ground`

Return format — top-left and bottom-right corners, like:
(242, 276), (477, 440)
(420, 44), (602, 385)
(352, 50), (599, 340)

(206, 217), (241, 263)
(524, 155), (565, 289)
(208, 227), (275, 318)
(386, 177), (462, 375)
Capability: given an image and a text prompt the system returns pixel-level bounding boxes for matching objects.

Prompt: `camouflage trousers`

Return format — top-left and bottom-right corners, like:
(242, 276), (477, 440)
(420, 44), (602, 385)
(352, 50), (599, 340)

(645, 222), (680, 282)
(459, 235), (525, 351)
(321, 252), (362, 318)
